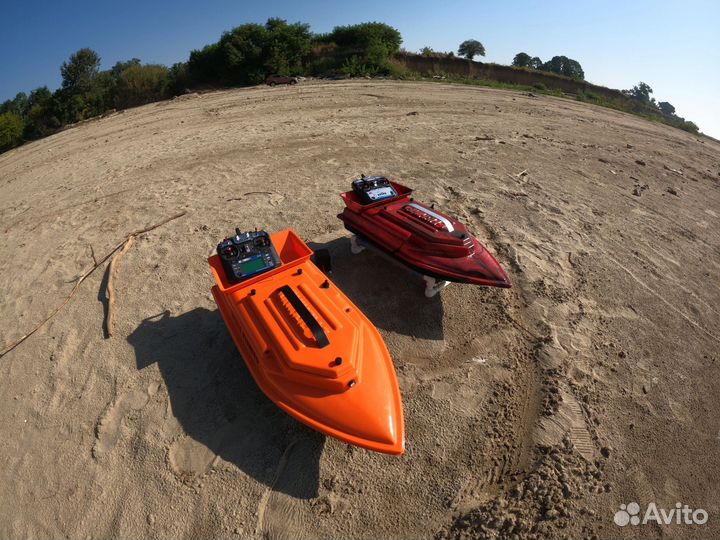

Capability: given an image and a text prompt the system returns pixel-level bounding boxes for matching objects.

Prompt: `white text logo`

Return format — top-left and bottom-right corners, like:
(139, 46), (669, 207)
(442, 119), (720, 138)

(614, 502), (708, 526)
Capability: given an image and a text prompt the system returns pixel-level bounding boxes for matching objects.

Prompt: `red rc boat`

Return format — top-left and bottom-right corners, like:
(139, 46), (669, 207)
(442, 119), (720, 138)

(338, 176), (511, 297)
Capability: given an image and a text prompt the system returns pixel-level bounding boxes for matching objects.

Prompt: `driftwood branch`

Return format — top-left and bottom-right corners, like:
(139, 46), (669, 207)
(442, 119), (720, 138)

(104, 235), (134, 338)
(0, 211), (186, 358)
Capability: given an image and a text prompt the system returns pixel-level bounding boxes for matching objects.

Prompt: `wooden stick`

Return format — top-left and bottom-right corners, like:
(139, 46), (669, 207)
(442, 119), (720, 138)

(105, 235), (134, 338)
(125, 211), (187, 238)
(0, 211), (187, 358)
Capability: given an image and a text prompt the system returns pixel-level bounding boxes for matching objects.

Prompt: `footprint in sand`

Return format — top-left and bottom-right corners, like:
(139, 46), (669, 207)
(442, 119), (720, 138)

(535, 387), (597, 461)
(255, 437), (323, 540)
(168, 435), (218, 477)
(93, 383), (158, 458)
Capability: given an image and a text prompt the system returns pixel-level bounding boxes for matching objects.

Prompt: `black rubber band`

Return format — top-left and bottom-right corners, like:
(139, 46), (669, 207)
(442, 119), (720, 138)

(279, 285), (330, 348)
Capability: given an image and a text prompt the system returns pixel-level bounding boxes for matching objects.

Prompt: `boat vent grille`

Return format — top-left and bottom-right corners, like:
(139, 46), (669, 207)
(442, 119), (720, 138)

(402, 204), (448, 230)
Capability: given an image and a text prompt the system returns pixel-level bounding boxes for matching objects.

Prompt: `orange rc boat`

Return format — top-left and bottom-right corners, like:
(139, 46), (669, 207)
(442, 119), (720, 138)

(208, 228), (404, 455)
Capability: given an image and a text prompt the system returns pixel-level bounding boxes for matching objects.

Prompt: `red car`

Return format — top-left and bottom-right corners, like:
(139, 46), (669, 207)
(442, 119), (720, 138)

(265, 74), (298, 86)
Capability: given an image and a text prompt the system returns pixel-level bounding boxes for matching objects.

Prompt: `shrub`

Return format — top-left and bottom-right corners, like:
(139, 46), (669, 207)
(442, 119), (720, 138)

(541, 56), (584, 80)
(341, 55), (377, 77)
(188, 42), (226, 86)
(678, 120), (699, 134)
(323, 22), (402, 53)
(306, 57), (342, 76)
(114, 64), (170, 109)
(167, 62), (191, 95)
(0, 112), (24, 152)
(385, 60), (409, 78)
(186, 19), (313, 87)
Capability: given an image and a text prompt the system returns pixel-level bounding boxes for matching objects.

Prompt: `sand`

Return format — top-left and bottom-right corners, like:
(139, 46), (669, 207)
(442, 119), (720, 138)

(0, 80), (719, 539)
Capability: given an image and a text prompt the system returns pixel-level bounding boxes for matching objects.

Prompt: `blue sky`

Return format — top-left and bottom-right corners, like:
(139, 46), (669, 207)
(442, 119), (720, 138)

(2, 0), (719, 137)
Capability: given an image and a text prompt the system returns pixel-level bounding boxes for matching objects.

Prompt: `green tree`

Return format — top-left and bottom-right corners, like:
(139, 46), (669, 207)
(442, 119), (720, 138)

(420, 47), (454, 58)
(188, 42), (225, 85)
(0, 92), (30, 116)
(511, 53), (543, 69)
(529, 56), (543, 69)
(115, 64), (170, 109)
(188, 18), (313, 86)
(540, 55), (584, 79)
(624, 82), (653, 103)
(91, 71), (117, 110)
(458, 39), (485, 60)
(658, 101), (676, 116)
(219, 22), (270, 84)
(562, 58), (584, 79)
(167, 62), (190, 95)
(512, 52), (532, 67)
(61, 48), (101, 90)
(261, 18), (312, 75)
(111, 58), (141, 77)
(364, 39), (389, 66)
(321, 21), (402, 75)
(56, 48), (107, 123)
(28, 86), (52, 108)
(0, 112), (24, 151)
(324, 22), (402, 53)
(23, 86), (60, 139)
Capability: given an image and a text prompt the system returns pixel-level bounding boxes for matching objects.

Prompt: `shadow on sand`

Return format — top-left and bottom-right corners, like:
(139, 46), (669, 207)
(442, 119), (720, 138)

(127, 308), (324, 499)
(308, 235), (444, 341)
(126, 235), (438, 495)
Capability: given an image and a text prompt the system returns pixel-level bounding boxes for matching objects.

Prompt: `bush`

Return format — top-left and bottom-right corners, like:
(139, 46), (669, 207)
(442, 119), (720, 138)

(54, 48), (111, 123)
(22, 87), (60, 139)
(385, 60), (409, 78)
(322, 22), (402, 53)
(532, 82), (546, 91)
(114, 64), (170, 109)
(188, 42), (225, 86)
(305, 57), (342, 76)
(167, 62), (191, 95)
(341, 55), (377, 77)
(0, 112), (24, 151)
(541, 56), (584, 80)
(25, 101), (60, 139)
(678, 120), (699, 134)
(188, 19), (312, 87)
(0, 92), (29, 117)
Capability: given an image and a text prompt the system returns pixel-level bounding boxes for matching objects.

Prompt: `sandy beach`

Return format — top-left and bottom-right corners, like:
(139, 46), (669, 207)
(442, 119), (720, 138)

(1, 80), (719, 539)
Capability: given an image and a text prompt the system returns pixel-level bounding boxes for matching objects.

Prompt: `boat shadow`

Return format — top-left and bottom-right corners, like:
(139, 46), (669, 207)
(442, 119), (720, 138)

(127, 308), (324, 499)
(308, 235), (444, 341)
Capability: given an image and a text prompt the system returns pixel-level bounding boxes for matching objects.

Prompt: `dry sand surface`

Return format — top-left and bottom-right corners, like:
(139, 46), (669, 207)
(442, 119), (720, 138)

(1, 80), (719, 539)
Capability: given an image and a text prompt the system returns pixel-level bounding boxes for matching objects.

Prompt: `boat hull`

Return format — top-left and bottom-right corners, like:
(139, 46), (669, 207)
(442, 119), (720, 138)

(209, 229), (404, 455)
(338, 182), (510, 288)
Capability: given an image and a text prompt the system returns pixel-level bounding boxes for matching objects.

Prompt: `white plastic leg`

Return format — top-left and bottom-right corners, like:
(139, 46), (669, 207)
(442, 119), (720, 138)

(350, 235), (366, 254)
(423, 276), (450, 298)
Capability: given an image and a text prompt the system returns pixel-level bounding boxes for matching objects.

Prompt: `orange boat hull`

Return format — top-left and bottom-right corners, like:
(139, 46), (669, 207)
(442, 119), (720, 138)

(209, 229), (404, 455)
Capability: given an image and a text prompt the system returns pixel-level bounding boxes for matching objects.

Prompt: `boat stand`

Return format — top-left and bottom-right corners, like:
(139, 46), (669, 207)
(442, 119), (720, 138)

(422, 276), (450, 298)
(350, 234), (366, 254)
(350, 235), (450, 297)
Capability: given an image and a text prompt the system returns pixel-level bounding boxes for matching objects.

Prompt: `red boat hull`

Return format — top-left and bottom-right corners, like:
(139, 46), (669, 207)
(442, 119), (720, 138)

(338, 181), (510, 288)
